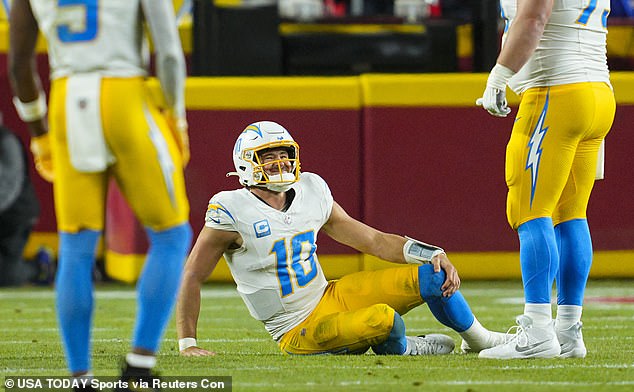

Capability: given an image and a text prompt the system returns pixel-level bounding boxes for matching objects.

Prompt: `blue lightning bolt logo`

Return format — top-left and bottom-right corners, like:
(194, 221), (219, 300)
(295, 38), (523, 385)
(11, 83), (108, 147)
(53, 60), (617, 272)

(242, 123), (263, 137)
(525, 93), (550, 208)
(206, 202), (235, 224)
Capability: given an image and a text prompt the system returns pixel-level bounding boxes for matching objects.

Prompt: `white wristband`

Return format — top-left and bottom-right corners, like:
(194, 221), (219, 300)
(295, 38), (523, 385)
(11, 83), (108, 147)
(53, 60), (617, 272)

(486, 63), (516, 91)
(13, 93), (47, 122)
(179, 337), (197, 351)
(403, 236), (445, 264)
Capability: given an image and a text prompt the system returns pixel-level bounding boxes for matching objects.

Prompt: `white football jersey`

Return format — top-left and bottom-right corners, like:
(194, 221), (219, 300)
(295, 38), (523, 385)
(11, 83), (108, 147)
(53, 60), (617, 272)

(28, 0), (186, 117)
(29, 0), (147, 79)
(205, 172), (333, 341)
(500, 0), (611, 94)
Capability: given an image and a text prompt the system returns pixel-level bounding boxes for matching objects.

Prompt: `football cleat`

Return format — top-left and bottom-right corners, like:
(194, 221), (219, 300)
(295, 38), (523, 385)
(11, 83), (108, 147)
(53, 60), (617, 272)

(556, 321), (587, 358)
(406, 334), (455, 355)
(478, 315), (561, 359)
(460, 330), (508, 353)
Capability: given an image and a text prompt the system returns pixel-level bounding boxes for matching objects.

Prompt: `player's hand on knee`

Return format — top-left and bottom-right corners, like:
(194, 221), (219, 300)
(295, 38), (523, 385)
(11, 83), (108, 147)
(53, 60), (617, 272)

(180, 346), (216, 357)
(434, 253), (460, 297)
(30, 133), (54, 182)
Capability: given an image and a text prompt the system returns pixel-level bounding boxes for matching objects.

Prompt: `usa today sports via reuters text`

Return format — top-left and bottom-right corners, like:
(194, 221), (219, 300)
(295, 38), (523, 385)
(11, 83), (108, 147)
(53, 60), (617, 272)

(4, 376), (232, 391)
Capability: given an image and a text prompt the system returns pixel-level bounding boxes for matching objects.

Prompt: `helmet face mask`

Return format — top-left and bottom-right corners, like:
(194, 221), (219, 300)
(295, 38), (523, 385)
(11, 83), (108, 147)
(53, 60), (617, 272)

(231, 121), (300, 192)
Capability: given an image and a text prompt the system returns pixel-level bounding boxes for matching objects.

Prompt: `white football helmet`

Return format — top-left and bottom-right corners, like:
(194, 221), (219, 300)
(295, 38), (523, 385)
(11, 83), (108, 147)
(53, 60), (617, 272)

(229, 121), (300, 192)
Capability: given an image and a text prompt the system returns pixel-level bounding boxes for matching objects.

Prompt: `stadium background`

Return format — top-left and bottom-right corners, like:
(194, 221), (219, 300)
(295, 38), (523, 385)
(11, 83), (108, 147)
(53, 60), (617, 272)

(0, 1), (633, 282)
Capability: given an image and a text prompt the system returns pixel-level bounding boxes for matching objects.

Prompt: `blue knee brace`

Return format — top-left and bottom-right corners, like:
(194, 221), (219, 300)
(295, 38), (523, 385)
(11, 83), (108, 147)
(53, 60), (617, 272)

(418, 264), (474, 332)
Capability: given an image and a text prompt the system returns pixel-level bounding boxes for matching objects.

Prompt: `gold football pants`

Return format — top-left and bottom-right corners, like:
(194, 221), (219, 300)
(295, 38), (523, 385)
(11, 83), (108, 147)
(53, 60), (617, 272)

(505, 82), (615, 228)
(279, 266), (423, 354)
(49, 77), (189, 232)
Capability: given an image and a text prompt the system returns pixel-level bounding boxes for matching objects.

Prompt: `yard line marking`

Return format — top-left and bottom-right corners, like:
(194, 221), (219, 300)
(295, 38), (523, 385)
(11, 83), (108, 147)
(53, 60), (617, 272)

(235, 380), (634, 388)
(206, 362), (634, 371)
(0, 287), (239, 300)
(163, 338), (270, 343)
(3, 368), (69, 374)
(0, 327), (112, 333)
(447, 380), (634, 387)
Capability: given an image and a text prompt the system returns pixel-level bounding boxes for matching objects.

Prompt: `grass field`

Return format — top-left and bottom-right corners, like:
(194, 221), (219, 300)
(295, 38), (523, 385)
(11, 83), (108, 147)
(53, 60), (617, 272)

(2, 279), (634, 391)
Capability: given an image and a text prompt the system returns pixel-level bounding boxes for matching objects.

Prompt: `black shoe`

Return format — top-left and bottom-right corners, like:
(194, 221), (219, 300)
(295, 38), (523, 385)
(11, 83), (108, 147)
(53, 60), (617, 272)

(115, 363), (161, 392)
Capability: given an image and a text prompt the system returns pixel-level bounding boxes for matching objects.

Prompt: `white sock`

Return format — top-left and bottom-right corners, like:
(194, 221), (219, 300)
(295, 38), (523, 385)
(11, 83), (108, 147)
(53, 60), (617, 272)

(524, 303), (553, 328)
(126, 353), (156, 369)
(459, 317), (490, 346)
(403, 344), (411, 355)
(556, 305), (582, 330)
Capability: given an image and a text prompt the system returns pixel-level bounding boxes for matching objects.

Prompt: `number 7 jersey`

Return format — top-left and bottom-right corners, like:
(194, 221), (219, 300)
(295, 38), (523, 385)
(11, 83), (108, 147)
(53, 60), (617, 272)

(205, 172), (333, 341)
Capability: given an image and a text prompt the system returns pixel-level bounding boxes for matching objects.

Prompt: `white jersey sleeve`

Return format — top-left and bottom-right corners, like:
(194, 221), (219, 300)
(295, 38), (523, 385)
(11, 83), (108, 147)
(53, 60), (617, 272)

(500, 0), (611, 94)
(140, 0), (186, 119)
(204, 173), (333, 341)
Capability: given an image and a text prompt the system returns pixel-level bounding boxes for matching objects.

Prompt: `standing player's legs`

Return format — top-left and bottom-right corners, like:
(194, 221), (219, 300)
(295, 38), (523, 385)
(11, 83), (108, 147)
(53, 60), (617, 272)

(49, 79), (110, 376)
(481, 84), (600, 359)
(102, 78), (192, 371)
(553, 83), (615, 358)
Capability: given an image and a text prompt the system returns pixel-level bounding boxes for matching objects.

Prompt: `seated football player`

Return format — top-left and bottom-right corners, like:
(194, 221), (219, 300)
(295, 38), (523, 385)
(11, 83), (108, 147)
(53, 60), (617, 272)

(176, 121), (505, 356)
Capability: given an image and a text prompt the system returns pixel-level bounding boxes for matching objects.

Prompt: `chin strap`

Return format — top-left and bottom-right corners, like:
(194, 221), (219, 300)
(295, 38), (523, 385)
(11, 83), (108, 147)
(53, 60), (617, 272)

(265, 183), (295, 193)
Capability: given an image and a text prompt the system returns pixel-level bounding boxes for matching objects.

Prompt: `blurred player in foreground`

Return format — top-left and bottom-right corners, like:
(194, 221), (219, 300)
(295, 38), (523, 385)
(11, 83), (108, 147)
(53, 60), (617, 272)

(8, 0), (192, 386)
(176, 121), (504, 356)
(476, 0), (615, 359)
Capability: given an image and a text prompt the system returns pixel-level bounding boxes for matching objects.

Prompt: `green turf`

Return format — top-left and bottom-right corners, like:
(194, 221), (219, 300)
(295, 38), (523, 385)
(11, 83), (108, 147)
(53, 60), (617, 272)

(1, 280), (633, 391)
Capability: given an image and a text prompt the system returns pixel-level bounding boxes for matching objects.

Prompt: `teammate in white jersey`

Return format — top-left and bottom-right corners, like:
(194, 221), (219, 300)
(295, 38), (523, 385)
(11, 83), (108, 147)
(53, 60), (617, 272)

(476, 0), (615, 359)
(9, 0), (192, 385)
(176, 121), (505, 356)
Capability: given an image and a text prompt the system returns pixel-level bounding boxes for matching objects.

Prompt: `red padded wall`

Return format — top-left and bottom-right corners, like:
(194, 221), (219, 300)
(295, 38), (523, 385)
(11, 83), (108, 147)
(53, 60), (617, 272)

(362, 106), (517, 251)
(183, 109), (363, 254)
(362, 105), (634, 251)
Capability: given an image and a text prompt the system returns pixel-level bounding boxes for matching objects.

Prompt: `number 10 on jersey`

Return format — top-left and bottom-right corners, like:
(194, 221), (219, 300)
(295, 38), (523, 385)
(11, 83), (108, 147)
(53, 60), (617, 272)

(271, 231), (319, 296)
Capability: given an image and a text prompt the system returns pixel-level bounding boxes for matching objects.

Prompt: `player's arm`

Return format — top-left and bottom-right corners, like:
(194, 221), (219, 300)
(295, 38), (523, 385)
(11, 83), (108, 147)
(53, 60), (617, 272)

(497, 0), (553, 72)
(8, 0), (44, 134)
(322, 201), (460, 295)
(176, 226), (240, 357)
(140, 0), (189, 164)
(8, 0), (53, 182)
(322, 201), (408, 263)
(477, 0), (553, 117)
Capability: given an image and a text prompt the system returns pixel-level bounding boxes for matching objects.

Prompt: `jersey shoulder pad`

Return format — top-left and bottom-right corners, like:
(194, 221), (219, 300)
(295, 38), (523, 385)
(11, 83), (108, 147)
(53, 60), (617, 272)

(205, 191), (239, 226)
